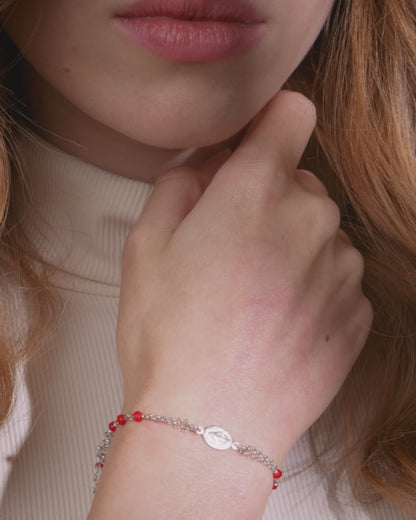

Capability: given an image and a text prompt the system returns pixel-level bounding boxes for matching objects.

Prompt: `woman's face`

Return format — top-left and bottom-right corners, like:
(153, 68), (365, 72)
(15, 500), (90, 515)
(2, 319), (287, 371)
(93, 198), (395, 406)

(3, 0), (334, 177)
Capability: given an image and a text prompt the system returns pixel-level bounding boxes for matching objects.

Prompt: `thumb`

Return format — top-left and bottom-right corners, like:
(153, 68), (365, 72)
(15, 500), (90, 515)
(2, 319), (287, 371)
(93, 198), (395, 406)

(132, 149), (232, 252)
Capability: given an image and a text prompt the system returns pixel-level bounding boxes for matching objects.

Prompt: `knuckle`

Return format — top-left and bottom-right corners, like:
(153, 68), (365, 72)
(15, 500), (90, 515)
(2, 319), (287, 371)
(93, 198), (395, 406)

(296, 169), (319, 181)
(344, 294), (374, 353)
(233, 165), (288, 209)
(363, 296), (374, 325)
(323, 198), (342, 226)
(308, 196), (341, 238)
(295, 169), (328, 195)
(344, 246), (366, 281)
(337, 228), (352, 245)
(355, 296), (374, 346)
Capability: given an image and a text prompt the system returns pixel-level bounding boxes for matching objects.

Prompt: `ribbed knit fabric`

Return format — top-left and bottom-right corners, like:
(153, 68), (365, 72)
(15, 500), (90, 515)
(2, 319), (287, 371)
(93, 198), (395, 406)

(0, 132), (408, 519)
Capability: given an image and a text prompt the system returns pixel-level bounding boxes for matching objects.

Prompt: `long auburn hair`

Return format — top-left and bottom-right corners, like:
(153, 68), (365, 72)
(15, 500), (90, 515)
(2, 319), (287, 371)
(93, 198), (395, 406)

(0, 0), (415, 514)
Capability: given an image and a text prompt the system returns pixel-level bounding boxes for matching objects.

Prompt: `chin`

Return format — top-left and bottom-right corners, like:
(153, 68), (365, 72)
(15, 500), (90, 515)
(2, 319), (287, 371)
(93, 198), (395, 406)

(128, 115), (249, 150)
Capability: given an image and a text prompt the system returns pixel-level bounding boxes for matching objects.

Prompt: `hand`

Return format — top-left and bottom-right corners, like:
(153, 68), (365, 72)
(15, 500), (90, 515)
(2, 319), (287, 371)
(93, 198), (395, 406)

(116, 90), (373, 462)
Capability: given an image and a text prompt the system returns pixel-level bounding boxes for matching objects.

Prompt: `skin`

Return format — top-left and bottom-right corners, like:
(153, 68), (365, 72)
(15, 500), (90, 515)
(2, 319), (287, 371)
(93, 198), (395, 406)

(3, 1), (374, 518)
(90, 91), (373, 518)
(3, 0), (334, 181)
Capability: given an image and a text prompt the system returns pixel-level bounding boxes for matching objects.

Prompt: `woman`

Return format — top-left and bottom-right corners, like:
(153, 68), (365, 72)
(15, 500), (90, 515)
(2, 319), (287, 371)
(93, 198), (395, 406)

(0, 0), (414, 518)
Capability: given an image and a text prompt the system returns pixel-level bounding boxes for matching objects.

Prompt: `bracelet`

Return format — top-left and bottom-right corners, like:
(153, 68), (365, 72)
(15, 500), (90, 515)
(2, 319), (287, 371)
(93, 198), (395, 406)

(93, 411), (283, 494)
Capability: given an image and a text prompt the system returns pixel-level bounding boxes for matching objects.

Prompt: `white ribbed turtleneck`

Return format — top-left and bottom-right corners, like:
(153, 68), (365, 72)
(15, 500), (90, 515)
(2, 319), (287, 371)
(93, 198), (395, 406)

(0, 132), (406, 520)
(15, 130), (153, 294)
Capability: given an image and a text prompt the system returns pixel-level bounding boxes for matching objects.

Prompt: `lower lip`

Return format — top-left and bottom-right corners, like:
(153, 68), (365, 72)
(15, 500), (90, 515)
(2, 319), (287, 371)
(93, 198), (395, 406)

(115, 17), (266, 62)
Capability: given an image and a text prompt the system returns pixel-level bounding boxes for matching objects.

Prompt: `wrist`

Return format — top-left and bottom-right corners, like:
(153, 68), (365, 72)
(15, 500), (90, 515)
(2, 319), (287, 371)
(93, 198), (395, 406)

(122, 390), (293, 464)
(90, 413), (273, 520)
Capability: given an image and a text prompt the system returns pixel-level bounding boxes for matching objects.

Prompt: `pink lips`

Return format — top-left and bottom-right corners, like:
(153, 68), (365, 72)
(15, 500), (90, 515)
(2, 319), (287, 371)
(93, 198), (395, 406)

(114, 0), (266, 62)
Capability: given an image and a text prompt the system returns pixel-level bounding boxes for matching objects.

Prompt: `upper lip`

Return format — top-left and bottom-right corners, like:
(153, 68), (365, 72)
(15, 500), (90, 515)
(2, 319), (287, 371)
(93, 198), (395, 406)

(114, 0), (264, 24)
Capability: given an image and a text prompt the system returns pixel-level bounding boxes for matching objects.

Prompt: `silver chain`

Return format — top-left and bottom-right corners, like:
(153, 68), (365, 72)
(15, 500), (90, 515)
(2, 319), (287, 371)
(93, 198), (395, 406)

(231, 442), (278, 473)
(93, 412), (282, 494)
(140, 413), (201, 433)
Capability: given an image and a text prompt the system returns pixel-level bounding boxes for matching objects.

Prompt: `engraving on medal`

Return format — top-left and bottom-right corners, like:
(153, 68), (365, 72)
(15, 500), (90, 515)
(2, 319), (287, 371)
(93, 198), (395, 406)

(202, 426), (233, 450)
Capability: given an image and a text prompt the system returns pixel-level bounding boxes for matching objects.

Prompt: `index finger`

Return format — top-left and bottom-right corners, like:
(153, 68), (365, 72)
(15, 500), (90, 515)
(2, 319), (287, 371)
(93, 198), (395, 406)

(215, 90), (317, 184)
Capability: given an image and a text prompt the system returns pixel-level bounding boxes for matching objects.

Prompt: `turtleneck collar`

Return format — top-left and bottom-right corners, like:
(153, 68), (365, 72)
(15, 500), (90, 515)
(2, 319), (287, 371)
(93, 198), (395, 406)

(15, 130), (153, 296)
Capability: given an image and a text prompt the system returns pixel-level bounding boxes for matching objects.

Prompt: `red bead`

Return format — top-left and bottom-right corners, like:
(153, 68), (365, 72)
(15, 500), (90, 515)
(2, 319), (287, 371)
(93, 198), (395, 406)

(133, 411), (143, 422)
(109, 421), (117, 432)
(273, 482), (279, 490)
(99, 463), (104, 468)
(273, 469), (282, 479)
(117, 414), (126, 425)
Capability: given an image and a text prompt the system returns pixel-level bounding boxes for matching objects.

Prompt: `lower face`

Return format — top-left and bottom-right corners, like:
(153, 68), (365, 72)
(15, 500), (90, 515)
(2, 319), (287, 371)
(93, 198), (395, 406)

(2, 0), (334, 161)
